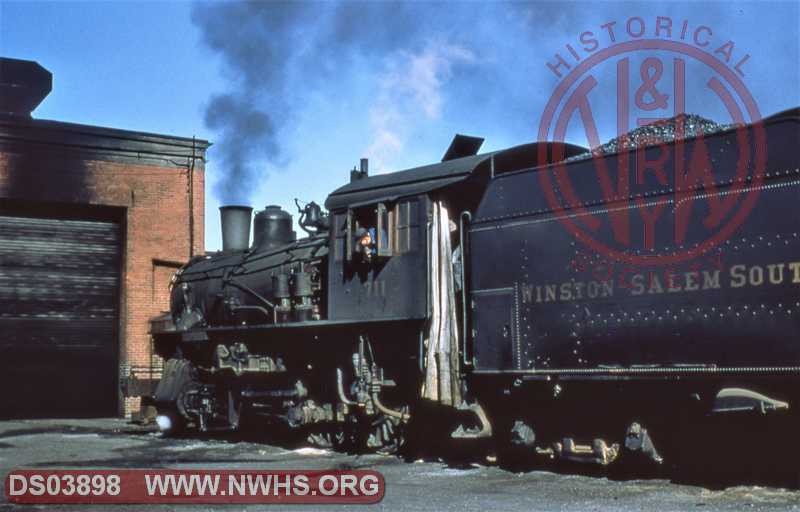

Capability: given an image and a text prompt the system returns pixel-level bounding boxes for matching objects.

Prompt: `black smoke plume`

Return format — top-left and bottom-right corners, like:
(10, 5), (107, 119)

(191, 1), (563, 204)
(192, 1), (779, 204)
(191, 1), (432, 204)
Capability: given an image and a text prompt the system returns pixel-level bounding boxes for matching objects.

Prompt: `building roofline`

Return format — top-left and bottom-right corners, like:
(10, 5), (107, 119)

(1, 115), (210, 148)
(0, 114), (210, 167)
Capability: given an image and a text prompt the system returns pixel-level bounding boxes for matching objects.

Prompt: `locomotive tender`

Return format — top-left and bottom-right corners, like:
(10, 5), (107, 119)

(151, 108), (800, 466)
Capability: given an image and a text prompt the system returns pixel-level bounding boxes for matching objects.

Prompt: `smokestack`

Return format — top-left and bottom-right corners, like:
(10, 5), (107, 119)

(219, 205), (253, 252)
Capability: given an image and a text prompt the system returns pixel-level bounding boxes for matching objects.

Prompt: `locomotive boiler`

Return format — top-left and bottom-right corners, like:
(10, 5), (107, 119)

(151, 108), (800, 469)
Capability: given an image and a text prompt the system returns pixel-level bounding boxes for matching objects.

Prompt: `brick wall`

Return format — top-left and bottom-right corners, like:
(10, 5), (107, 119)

(0, 132), (206, 417)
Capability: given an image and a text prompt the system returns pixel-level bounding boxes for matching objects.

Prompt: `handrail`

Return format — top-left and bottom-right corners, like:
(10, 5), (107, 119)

(459, 210), (472, 367)
(224, 278), (276, 311)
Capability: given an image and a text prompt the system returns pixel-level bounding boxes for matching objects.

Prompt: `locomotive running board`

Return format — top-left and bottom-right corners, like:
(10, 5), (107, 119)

(471, 366), (800, 380)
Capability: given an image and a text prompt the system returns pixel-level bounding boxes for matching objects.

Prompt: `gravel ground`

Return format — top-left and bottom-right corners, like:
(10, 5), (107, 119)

(0, 419), (798, 512)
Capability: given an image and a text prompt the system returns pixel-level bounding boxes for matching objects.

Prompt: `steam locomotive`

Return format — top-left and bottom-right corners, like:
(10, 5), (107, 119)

(151, 108), (800, 468)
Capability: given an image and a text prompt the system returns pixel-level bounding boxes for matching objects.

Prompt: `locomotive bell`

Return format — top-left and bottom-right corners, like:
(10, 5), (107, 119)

(253, 205), (296, 252)
(219, 205), (253, 253)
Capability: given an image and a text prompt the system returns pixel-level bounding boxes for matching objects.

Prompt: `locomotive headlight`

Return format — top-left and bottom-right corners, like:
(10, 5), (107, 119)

(156, 414), (173, 433)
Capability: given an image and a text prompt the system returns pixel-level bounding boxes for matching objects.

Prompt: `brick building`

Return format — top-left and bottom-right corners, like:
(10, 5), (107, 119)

(0, 58), (208, 418)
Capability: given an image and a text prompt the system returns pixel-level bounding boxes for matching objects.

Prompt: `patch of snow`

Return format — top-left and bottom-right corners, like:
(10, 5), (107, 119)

(165, 442), (236, 451)
(293, 447), (330, 456)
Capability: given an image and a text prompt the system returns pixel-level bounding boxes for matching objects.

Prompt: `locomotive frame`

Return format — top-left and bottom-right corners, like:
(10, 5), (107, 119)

(150, 108), (800, 471)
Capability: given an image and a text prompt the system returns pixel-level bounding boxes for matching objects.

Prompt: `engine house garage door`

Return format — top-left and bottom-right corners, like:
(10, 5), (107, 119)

(0, 209), (121, 418)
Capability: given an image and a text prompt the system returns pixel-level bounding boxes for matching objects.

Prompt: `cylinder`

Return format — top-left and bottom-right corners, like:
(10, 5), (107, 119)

(220, 206), (253, 252)
(293, 304), (313, 323)
(291, 272), (312, 297)
(272, 274), (291, 299)
(253, 205), (296, 252)
(276, 305), (292, 324)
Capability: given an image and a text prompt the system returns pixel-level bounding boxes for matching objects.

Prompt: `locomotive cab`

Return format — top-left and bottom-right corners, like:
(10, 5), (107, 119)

(326, 197), (429, 323)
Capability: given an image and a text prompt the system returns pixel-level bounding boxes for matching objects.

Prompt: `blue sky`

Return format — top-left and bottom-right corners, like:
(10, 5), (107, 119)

(1, 1), (798, 251)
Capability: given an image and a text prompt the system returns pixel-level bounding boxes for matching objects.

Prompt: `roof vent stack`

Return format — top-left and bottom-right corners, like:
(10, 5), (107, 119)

(350, 158), (368, 182)
(0, 58), (52, 118)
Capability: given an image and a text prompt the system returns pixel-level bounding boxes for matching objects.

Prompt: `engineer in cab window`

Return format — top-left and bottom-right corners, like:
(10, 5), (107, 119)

(355, 227), (377, 262)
